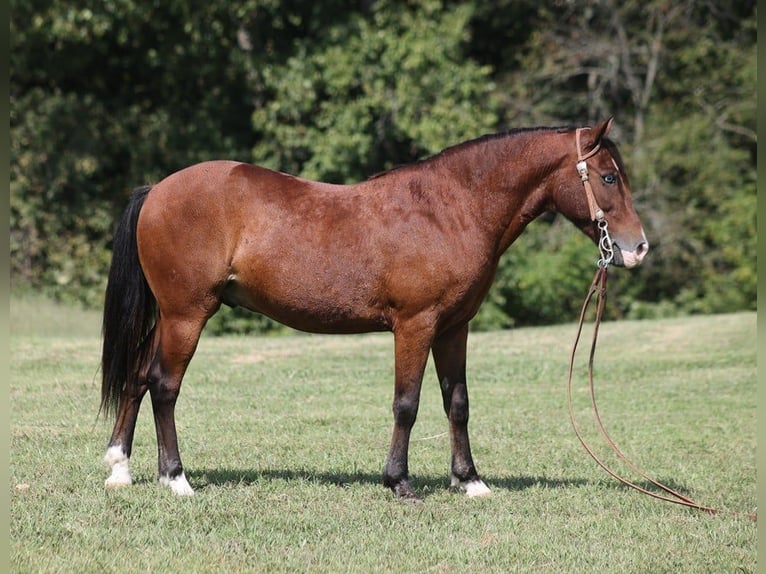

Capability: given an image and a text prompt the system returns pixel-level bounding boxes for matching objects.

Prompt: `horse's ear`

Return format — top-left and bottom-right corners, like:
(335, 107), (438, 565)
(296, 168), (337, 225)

(597, 116), (614, 137)
(582, 117), (614, 152)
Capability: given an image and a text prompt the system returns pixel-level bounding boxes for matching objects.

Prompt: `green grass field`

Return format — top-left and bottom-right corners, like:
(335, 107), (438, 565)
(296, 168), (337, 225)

(10, 297), (756, 573)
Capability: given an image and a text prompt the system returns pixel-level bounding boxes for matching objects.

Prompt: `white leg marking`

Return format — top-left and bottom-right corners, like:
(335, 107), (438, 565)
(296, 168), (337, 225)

(104, 445), (132, 489)
(452, 474), (492, 497)
(159, 472), (195, 496)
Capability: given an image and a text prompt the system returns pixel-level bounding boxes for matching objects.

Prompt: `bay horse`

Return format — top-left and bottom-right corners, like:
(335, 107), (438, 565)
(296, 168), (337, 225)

(101, 117), (648, 499)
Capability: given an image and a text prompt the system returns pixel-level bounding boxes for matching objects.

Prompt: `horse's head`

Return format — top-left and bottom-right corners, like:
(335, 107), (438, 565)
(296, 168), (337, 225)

(553, 117), (648, 268)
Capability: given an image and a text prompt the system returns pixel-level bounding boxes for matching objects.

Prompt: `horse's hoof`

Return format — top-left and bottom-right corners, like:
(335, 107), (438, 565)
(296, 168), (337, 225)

(104, 476), (132, 489)
(452, 476), (492, 497)
(465, 480), (492, 497)
(104, 445), (132, 489)
(392, 480), (422, 503)
(159, 472), (195, 496)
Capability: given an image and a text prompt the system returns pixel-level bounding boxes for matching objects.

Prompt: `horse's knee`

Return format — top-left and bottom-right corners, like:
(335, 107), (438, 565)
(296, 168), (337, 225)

(392, 394), (419, 428)
(448, 384), (470, 426)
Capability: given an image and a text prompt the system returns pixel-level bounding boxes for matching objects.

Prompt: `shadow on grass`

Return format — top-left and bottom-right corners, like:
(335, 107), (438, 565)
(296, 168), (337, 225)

(188, 467), (608, 498)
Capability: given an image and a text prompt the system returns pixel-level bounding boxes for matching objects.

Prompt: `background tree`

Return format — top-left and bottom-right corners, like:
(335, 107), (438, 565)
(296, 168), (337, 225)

(10, 0), (756, 331)
(468, 0), (756, 323)
(250, 1), (497, 183)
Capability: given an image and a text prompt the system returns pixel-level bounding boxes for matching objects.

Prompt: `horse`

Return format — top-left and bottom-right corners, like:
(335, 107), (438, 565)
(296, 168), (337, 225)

(100, 117), (648, 500)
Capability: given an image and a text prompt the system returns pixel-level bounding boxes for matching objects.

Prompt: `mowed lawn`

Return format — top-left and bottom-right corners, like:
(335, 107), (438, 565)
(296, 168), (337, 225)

(10, 299), (756, 573)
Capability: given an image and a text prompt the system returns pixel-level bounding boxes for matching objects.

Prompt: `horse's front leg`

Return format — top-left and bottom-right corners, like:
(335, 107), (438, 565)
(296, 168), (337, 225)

(382, 322), (434, 501)
(431, 323), (491, 497)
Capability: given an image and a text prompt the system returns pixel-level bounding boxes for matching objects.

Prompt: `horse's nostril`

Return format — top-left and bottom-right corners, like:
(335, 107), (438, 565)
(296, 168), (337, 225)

(636, 241), (649, 258)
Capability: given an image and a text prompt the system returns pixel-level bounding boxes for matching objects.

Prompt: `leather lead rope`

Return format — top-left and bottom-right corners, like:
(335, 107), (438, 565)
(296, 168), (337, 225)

(567, 266), (756, 522)
(569, 126), (753, 521)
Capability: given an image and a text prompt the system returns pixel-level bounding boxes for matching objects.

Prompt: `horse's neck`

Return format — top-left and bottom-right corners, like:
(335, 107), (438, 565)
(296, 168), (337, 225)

(441, 133), (565, 257)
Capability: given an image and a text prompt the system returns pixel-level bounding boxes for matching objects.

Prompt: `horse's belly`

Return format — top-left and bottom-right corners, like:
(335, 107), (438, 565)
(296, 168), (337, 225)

(221, 277), (390, 334)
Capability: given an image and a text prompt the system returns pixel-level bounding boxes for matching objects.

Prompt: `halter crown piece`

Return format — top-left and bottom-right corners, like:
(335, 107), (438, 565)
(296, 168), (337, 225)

(575, 127), (614, 268)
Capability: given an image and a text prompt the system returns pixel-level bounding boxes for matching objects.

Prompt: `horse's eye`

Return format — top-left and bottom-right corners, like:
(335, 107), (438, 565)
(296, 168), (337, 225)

(601, 173), (617, 185)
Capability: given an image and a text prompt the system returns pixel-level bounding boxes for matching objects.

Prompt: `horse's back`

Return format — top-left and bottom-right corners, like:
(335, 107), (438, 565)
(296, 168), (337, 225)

(134, 159), (491, 334)
(138, 159), (337, 245)
(135, 161), (390, 330)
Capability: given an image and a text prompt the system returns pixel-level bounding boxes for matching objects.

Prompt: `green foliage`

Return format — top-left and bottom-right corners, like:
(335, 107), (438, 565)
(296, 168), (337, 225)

(635, 109), (756, 314)
(10, 89), (119, 305)
(10, 0), (757, 331)
(628, 22), (756, 315)
(251, 1), (497, 182)
(473, 219), (598, 330)
(11, 0), (258, 305)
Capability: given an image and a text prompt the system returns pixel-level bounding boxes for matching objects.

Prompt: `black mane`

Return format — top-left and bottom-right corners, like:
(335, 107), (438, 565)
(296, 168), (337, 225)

(367, 125), (577, 180)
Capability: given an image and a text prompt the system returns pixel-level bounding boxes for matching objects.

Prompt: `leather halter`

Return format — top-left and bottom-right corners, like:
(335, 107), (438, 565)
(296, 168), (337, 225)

(575, 127), (605, 222)
(575, 127), (614, 268)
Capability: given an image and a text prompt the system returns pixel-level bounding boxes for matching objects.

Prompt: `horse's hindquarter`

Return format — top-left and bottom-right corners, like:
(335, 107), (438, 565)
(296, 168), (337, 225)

(138, 161), (496, 333)
(136, 162), (243, 320)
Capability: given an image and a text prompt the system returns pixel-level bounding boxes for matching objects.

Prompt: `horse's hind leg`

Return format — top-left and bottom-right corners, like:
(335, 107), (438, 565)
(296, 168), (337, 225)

(104, 336), (153, 488)
(431, 324), (491, 497)
(146, 313), (208, 495)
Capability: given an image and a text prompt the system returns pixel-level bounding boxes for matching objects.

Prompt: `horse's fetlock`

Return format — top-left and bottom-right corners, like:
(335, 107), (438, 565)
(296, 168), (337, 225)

(451, 463), (478, 483)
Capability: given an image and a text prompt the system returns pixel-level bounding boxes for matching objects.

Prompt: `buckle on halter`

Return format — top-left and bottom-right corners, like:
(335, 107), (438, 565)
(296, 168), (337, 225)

(594, 208), (604, 221)
(576, 160), (589, 181)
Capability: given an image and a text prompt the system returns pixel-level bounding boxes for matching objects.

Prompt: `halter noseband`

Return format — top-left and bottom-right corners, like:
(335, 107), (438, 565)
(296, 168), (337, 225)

(575, 127), (614, 268)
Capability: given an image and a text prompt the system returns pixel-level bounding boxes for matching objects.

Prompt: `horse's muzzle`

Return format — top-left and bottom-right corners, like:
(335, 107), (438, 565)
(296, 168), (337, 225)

(613, 237), (649, 268)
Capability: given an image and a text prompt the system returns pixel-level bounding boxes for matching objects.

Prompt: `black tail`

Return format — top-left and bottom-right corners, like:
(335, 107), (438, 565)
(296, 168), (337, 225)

(100, 185), (156, 419)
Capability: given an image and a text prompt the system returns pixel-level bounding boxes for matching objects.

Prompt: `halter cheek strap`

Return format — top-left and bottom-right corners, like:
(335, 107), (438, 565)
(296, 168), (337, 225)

(575, 127), (613, 268)
(575, 127), (604, 222)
